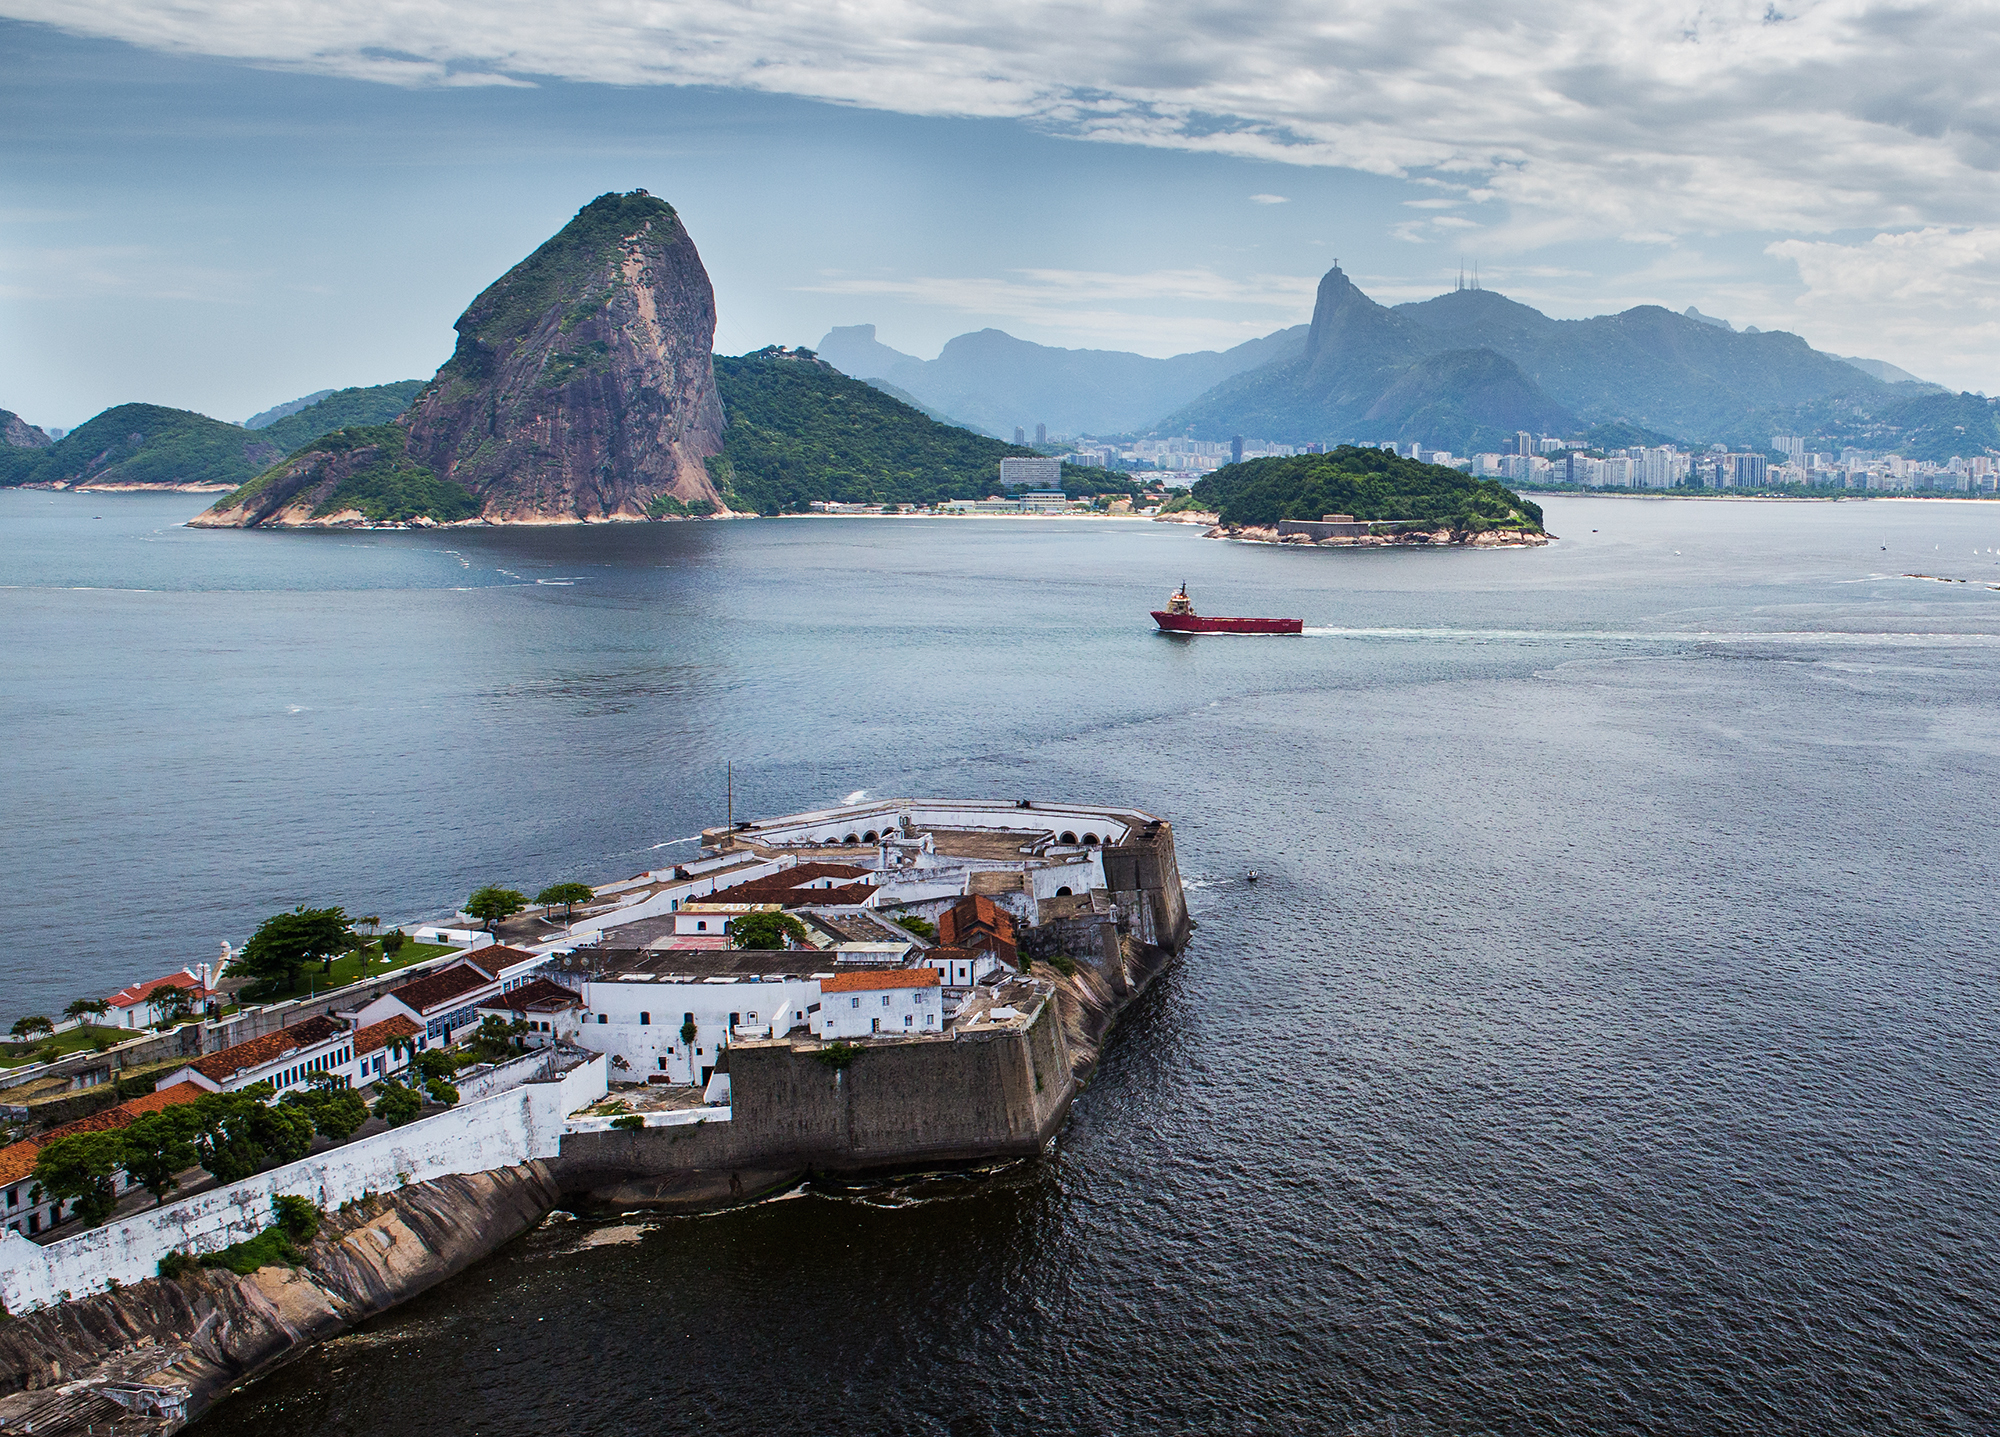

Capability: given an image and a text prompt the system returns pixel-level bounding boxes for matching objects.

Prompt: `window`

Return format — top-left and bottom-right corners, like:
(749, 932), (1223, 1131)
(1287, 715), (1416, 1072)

(730, 1012), (740, 1027)
(640, 1012), (651, 1025)
(904, 1014), (913, 1027)
(881, 995), (891, 1007)
(658, 1057), (667, 1070)
(598, 1014), (608, 1024)
(696, 920), (707, 931)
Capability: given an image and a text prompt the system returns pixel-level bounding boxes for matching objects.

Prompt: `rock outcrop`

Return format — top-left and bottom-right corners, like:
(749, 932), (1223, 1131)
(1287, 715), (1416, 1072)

(406, 190), (726, 521)
(0, 1164), (558, 1431)
(195, 191), (727, 528)
(1, 409), (50, 448)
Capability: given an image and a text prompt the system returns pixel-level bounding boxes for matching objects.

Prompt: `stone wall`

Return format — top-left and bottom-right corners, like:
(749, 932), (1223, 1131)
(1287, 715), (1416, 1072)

(0, 1054), (606, 1315)
(554, 1001), (1073, 1209)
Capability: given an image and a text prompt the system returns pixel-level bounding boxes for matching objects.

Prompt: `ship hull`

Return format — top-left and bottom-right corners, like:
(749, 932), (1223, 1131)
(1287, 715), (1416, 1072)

(1152, 611), (1303, 635)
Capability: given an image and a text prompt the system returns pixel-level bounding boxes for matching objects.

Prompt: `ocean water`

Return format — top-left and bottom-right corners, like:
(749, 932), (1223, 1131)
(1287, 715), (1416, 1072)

(5, 490), (2000, 1432)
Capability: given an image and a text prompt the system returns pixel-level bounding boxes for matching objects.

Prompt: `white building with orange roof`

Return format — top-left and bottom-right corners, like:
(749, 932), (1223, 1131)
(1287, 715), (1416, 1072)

(104, 967), (216, 1028)
(813, 968), (942, 1039)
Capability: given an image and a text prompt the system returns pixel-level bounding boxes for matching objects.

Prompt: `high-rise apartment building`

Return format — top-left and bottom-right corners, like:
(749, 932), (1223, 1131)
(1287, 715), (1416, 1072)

(1035, 423), (1047, 445)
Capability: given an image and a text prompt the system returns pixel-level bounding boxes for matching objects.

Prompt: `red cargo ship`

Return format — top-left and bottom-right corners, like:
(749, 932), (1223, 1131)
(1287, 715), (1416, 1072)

(1151, 585), (1302, 635)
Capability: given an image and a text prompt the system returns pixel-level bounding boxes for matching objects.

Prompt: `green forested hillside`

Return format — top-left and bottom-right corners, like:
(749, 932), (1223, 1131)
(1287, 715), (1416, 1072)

(1188, 447), (1544, 532)
(0, 404), (282, 488)
(712, 349), (1127, 511)
(259, 381), (424, 454)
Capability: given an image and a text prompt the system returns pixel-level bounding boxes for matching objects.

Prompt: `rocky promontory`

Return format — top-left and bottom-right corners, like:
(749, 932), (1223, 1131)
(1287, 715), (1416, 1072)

(197, 191), (728, 528)
(0, 1165), (557, 1431)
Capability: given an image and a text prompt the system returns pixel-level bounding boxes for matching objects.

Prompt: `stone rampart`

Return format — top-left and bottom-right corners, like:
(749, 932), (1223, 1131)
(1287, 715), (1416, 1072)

(0, 1054), (606, 1315)
(554, 1001), (1072, 1209)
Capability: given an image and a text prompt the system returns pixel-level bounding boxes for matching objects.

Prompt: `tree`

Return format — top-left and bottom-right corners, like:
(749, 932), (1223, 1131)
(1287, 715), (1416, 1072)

(147, 984), (195, 1028)
(280, 1080), (369, 1142)
(9, 1015), (52, 1041)
(893, 915), (938, 942)
(381, 929), (407, 959)
(730, 911), (807, 950)
(232, 906), (356, 996)
(373, 1080), (422, 1128)
(63, 998), (110, 1024)
(468, 1014), (527, 1063)
(466, 886), (527, 932)
(33, 1130), (128, 1228)
(190, 1086), (315, 1184)
(121, 1108), (202, 1205)
(680, 1017), (698, 1086)
(534, 882), (594, 924)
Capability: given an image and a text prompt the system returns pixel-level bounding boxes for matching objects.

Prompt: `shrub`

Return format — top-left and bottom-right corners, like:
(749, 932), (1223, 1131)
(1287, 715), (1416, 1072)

(158, 1251), (195, 1280)
(1044, 953), (1079, 977)
(893, 915), (938, 942)
(812, 1042), (863, 1072)
(611, 1115), (644, 1131)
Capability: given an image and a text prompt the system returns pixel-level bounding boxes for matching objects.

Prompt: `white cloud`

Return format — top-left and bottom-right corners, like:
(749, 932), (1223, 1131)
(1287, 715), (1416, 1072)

(1250, 193), (1289, 204)
(11, 0), (2000, 247)
(1769, 228), (2000, 390)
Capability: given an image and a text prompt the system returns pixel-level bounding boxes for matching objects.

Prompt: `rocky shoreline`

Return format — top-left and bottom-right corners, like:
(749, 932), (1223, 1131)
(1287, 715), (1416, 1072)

(0, 1165), (557, 1433)
(1208, 521), (1551, 548)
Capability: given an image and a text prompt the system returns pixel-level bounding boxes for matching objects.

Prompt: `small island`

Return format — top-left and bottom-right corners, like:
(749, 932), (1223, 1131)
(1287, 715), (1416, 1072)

(1161, 445), (1550, 547)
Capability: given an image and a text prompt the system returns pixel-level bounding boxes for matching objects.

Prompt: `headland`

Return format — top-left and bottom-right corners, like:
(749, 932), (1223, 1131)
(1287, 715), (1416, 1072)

(0, 797), (1190, 1430)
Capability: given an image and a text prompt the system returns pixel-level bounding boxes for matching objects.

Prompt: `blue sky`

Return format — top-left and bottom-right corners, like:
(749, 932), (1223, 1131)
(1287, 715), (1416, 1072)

(4, 3), (1997, 430)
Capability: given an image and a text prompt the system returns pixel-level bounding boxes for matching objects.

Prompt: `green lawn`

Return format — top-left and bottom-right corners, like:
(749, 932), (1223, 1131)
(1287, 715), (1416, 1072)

(0, 1025), (131, 1069)
(237, 940), (456, 1004)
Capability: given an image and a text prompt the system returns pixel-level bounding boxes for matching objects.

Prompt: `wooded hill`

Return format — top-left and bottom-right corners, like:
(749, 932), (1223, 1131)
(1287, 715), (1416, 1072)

(711, 349), (1129, 512)
(1186, 447), (1545, 533)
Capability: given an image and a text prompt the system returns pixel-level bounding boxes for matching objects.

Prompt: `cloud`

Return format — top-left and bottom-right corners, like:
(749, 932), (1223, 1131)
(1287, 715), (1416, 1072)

(11, 0), (2000, 248)
(1250, 193), (1289, 204)
(1769, 228), (2000, 389)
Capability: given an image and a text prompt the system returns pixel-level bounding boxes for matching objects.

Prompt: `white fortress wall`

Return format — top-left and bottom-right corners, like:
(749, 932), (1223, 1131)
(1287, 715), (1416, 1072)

(0, 1053), (607, 1316)
(738, 799), (1146, 848)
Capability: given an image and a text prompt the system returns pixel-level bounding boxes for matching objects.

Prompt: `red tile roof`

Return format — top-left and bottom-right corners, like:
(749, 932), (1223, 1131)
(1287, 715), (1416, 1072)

(821, 969), (942, 993)
(0, 1082), (207, 1187)
(478, 978), (580, 1014)
(388, 960), (497, 1014)
(106, 970), (210, 1011)
(939, 895), (1015, 950)
(718, 864), (872, 902)
(354, 1014), (422, 1056)
(189, 1013), (345, 1083)
(124, 1081), (208, 1116)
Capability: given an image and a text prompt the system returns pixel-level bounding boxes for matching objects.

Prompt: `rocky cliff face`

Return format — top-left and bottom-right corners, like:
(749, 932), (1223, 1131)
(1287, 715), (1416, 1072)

(404, 190), (727, 522)
(0, 1164), (557, 1431)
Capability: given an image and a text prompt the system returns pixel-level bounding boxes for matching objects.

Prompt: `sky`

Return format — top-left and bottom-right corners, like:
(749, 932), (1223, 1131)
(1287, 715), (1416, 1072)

(5, 0), (2000, 430)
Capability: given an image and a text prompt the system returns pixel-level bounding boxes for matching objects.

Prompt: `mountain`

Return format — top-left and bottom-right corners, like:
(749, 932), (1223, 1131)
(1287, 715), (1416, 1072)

(710, 347), (1097, 512)
(1391, 289), (1887, 440)
(1186, 446), (1544, 535)
(0, 404), (284, 490)
(244, 390), (334, 429)
(257, 382), (424, 452)
(814, 322), (1309, 437)
(3, 409), (50, 448)
(399, 190), (725, 521)
(1162, 267), (1905, 448)
(1873, 391), (2000, 462)
(1833, 355), (1939, 389)
(1160, 268), (1574, 451)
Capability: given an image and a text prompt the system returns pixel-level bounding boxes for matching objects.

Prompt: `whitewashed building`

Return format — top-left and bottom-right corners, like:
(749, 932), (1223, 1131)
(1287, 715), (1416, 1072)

(813, 969), (943, 1039)
(569, 950), (824, 1087)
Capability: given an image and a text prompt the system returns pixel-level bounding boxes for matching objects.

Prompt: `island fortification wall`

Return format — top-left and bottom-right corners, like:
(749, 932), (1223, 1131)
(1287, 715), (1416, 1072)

(555, 1000), (1072, 1209)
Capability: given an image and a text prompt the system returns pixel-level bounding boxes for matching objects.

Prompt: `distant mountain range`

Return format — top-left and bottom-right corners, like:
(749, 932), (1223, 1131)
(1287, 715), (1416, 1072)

(819, 281), (1953, 454)
(814, 323), (1306, 438)
(1156, 269), (1961, 453)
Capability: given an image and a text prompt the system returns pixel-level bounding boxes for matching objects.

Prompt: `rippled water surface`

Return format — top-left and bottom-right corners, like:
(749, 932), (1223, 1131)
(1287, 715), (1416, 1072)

(5, 491), (2000, 1433)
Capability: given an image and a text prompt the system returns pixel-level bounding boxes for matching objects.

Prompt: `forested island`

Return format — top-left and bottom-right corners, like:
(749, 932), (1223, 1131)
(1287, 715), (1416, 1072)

(1168, 446), (1548, 546)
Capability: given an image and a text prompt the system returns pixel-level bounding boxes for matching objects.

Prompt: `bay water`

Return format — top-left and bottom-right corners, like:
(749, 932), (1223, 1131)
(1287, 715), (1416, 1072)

(4, 490), (1999, 1432)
